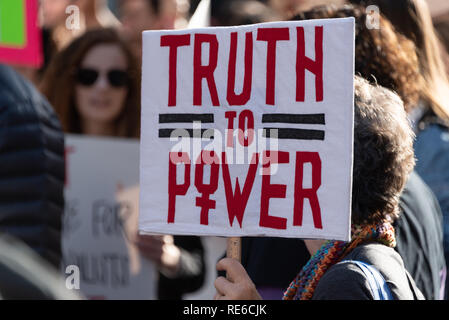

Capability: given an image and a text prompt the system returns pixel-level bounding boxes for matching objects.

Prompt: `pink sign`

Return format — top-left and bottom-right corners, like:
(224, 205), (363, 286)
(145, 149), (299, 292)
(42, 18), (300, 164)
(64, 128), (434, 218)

(0, 0), (43, 67)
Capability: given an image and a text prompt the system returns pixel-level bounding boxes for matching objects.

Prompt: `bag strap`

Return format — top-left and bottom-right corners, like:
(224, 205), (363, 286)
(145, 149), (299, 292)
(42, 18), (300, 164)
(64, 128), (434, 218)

(339, 260), (394, 300)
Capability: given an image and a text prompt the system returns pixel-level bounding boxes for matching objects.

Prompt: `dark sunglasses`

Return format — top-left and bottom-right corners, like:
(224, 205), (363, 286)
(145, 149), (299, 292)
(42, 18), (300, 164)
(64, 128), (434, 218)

(76, 68), (129, 88)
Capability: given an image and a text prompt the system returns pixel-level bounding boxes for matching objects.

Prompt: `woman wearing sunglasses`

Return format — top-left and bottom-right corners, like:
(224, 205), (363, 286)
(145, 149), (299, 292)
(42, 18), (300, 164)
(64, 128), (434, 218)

(41, 28), (140, 138)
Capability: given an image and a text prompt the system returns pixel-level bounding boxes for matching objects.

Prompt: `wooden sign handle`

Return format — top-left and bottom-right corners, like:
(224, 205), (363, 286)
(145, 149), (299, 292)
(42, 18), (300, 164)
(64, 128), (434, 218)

(226, 237), (241, 262)
(226, 237), (241, 281)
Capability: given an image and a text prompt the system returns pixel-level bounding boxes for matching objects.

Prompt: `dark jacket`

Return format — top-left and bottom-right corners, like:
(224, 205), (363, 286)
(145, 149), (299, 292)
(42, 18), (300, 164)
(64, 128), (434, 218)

(395, 171), (447, 300)
(414, 109), (449, 299)
(0, 65), (65, 268)
(313, 243), (424, 300)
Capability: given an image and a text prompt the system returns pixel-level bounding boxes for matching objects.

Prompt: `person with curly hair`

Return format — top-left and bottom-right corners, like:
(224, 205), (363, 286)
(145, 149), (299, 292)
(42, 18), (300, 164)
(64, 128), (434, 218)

(214, 76), (423, 300)
(347, 0), (449, 300)
(285, 3), (447, 300)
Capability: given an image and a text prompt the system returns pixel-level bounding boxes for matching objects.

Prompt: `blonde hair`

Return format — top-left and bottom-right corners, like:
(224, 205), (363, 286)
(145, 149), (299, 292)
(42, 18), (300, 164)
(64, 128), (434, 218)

(348, 0), (449, 123)
(413, 0), (449, 123)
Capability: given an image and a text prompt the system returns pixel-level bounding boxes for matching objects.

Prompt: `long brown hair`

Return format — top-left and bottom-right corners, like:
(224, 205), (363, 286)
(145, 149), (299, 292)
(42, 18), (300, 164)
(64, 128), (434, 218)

(349, 0), (449, 123)
(40, 28), (141, 138)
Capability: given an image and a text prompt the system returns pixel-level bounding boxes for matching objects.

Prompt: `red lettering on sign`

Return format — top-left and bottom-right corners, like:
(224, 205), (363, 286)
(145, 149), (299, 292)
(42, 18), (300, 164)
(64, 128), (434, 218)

(160, 34), (191, 106)
(238, 110), (255, 147)
(225, 111), (237, 148)
(296, 26), (323, 102)
(260, 151), (289, 230)
(293, 152), (323, 229)
(194, 34), (220, 106)
(257, 28), (290, 105)
(222, 153), (259, 228)
(227, 32), (253, 106)
(168, 152), (191, 223)
(195, 151), (220, 225)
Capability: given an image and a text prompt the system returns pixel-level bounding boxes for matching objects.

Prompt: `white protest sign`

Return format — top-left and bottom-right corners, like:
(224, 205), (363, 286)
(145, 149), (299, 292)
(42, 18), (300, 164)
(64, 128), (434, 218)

(62, 135), (156, 299)
(140, 18), (354, 241)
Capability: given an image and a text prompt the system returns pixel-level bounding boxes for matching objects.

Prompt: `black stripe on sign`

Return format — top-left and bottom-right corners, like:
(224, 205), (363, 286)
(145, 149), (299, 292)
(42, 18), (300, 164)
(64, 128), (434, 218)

(159, 113), (214, 123)
(158, 128), (214, 139)
(263, 128), (325, 140)
(262, 113), (325, 125)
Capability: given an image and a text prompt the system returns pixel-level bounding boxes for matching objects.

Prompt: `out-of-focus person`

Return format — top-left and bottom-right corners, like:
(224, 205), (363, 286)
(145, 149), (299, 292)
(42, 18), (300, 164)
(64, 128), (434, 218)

(40, 28), (140, 138)
(40, 0), (120, 51)
(0, 64), (64, 269)
(0, 64), (80, 299)
(211, 0), (280, 27)
(347, 0), (449, 300)
(41, 0), (80, 51)
(268, 0), (345, 19)
(40, 28), (205, 299)
(118, 0), (176, 61)
(76, 0), (121, 30)
(41, 0), (72, 29)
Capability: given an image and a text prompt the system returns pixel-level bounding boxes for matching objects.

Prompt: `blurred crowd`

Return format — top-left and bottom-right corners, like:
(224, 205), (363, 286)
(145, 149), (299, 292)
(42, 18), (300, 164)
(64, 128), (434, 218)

(1, 0), (449, 300)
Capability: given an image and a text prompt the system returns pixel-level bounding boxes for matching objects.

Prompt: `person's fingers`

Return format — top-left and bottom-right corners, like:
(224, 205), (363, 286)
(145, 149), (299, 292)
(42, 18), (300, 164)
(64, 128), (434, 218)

(136, 239), (162, 252)
(141, 253), (161, 263)
(137, 235), (164, 251)
(136, 240), (161, 253)
(214, 276), (232, 296)
(215, 258), (262, 300)
(216, 258), (248, 283)
(136, 235), (164, 264)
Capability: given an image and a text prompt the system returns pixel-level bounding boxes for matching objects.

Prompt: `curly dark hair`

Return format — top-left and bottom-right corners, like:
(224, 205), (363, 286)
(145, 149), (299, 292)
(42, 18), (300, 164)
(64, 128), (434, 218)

(291, 4), (424, 112)
(352, 76), (415, 224)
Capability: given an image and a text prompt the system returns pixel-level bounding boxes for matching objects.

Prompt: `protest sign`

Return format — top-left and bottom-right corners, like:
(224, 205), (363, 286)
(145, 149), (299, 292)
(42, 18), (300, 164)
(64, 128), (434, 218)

(62, 135), (156, 300)
(140, 18), (355, 241)
(0, 0), (42, 67)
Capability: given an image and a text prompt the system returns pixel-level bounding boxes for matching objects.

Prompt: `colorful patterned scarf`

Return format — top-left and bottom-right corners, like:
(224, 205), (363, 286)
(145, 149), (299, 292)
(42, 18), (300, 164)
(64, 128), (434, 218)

(283, 221), (396, 300)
